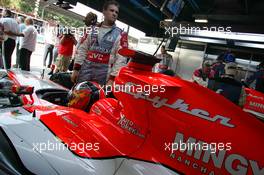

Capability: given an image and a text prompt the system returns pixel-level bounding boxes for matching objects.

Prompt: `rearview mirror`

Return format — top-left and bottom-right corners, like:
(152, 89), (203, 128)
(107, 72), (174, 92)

(11, 85), (34, 95)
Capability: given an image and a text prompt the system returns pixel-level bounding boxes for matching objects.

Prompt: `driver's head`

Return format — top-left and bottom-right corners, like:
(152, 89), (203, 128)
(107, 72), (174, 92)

(103, 0), (119, 25)
(68, 81), (105, 112)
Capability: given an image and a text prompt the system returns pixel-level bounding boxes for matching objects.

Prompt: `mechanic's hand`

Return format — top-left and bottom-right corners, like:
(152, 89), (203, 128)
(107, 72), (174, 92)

(71, 70), (79, 83)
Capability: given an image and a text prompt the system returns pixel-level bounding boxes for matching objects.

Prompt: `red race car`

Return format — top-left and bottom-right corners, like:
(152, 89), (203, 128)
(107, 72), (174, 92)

(0, 49), (263, 175)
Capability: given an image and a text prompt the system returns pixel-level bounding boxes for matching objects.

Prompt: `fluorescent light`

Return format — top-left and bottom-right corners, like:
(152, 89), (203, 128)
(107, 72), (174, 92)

(180, 36), (226, 44)
(193, 31), (264, 43)
(235, 42), (264, 49)
(195, 19), (208, 23)
(164, 19), (173, 22)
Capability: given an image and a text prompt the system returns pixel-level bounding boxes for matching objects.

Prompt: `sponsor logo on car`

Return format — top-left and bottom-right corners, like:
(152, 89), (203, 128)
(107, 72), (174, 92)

(167, 132), (263, 175)
(117, 113), (145, 138)
(124, 82), (234, 128)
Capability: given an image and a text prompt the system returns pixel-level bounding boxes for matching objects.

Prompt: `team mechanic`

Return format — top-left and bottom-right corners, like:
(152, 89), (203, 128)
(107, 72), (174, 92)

(71, 0), (128, 85)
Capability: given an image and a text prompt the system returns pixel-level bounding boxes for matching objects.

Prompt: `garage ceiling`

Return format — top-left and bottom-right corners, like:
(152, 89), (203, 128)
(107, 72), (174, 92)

(62, 0), (264, 36)
(45, 0), (263, 60)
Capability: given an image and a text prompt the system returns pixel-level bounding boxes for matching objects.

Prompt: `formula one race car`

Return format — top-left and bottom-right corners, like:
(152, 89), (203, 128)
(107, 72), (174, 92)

(0, 49), (263, 175)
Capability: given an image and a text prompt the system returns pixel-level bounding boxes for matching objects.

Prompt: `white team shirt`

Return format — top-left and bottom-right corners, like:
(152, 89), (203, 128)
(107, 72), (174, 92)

(20, 25), (37, 52)
(0, 17), (19, 40)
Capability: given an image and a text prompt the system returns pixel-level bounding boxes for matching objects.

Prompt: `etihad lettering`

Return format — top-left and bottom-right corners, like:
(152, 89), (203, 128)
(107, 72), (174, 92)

(124, 82), (234, 128)
(170, 132), (263, 175)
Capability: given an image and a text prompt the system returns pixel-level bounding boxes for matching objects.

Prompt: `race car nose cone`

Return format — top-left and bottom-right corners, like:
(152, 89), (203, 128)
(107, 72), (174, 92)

(118, 48), (135, 57)
(119, 48), (161, 67)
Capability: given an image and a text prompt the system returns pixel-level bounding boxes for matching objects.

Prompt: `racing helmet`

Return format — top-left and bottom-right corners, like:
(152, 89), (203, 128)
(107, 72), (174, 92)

(68, 81), (105, 111)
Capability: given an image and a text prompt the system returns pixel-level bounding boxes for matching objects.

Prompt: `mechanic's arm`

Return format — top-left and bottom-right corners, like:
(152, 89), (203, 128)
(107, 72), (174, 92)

(0, 21), (20, 36)
(4, 31), (23, 37)
(2, 21), (21, 37)
(19, 27), (32, 38)
(71, 34), (90, 83)
(107, 32), (128, 85)
(192, 75), (208, 87)
(191, 69), (207, 87)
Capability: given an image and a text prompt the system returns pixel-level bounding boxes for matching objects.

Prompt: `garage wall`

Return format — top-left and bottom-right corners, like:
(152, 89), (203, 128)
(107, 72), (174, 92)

(135, 38), (206, 81)
(173, 42), (206, 81)
(136, 37), (161, 55)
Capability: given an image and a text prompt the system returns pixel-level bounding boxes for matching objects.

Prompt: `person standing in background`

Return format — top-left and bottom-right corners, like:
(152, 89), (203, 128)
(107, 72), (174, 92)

(210, 53), (225, 79)
(48, 24), (62, 75)
(192, 61), (212, 87)
(156, 45), (173, 73)
(70, 12), (98, 71)
(43, 22), (56, 68)
(18, 17), (37, 71)
(0, 9), (19, 69)
(14, 16), (26, 68)
(208, 62), (246, 106)
(71, 1), (129, 85)
(246, 61), (264, 93)
(55, 29), (76, 72)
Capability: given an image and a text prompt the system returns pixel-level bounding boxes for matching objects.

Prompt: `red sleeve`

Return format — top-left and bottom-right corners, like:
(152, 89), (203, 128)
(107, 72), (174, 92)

(193, 69), (201, 77)
(120, 32), (128, 48)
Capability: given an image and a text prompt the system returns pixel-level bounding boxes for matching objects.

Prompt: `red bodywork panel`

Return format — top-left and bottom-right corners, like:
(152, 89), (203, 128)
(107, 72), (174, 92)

(7, 50), (264, 175)
(244, 88), (264, 117)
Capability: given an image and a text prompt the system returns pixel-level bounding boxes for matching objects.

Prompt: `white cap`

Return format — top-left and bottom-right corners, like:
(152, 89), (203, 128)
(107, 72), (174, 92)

(225, 62), (237, 76)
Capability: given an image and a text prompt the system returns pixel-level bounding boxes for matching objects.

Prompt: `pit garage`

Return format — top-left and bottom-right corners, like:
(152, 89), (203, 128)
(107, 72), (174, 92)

(0, 0), (263, 175)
